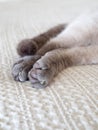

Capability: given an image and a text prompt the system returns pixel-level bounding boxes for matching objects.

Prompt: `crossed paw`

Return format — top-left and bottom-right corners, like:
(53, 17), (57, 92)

(12, 55), (55, 88)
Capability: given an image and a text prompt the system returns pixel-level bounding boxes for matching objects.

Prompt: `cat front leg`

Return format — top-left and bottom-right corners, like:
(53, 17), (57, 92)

(29, 45), (98, 88)
(17, 24), (66, 56)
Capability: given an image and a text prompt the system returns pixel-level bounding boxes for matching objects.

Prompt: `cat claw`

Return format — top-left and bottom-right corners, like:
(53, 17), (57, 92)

(40, 80), (46, 85)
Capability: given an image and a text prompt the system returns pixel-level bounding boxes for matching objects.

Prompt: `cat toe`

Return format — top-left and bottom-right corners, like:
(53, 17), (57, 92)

(33, 59), (48, 70)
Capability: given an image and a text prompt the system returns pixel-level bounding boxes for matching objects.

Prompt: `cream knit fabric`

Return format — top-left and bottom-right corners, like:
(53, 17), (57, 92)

(0, 0), (98, 130)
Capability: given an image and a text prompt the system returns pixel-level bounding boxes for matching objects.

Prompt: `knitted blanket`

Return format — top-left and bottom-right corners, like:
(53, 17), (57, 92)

(0, 0), (98, 130)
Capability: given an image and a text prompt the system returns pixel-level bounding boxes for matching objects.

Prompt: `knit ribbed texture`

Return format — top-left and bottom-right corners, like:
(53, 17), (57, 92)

(0, 0), (98, 130)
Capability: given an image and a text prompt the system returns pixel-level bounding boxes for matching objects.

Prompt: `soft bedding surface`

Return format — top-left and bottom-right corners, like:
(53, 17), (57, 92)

(0, 0), (98, 130)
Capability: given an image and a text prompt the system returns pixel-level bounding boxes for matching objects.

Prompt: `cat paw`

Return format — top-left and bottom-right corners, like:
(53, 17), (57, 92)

(12, 55), (40, 82)
(28, 58), (55, 88)
(17, 39), (38, 56)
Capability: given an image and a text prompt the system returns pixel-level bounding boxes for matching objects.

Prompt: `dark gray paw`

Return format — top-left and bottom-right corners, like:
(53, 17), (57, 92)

(17, 39), (38, 56)
(12, 55), (40, 82)
(28, 58), (55, 89)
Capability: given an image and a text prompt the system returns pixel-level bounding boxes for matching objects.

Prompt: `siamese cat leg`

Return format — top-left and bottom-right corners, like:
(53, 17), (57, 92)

(17, 24), (67, 56)
(29, 45), (98, 88)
